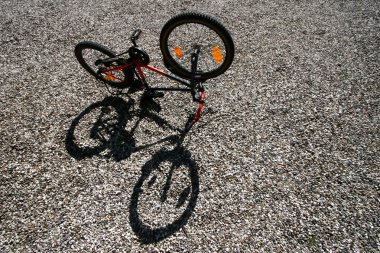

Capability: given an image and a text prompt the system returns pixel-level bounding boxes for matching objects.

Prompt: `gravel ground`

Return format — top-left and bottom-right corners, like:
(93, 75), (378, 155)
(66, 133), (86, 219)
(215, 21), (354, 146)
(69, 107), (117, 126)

(1, 0), (379, 252)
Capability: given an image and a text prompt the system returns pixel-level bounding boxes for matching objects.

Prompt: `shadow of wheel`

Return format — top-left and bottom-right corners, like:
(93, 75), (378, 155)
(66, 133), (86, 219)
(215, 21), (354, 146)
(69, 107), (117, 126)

(65, 96), (135, 161)
(129, 147), (199, 243)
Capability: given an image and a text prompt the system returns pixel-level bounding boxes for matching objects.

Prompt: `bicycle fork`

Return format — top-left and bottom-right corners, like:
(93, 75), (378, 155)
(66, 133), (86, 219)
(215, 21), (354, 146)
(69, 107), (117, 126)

(186, 46), (206, 131)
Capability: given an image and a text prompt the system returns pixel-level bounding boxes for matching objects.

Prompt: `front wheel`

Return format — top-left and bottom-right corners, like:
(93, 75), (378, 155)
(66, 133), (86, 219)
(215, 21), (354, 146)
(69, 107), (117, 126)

(160, 12), (235, 80)
(74, 41), (129, 88)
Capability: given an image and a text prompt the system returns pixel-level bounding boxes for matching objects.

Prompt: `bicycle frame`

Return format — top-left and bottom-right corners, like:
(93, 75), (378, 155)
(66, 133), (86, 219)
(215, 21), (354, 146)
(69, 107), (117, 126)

(98, 58), (192, 92)
(97, 52), (205, 130)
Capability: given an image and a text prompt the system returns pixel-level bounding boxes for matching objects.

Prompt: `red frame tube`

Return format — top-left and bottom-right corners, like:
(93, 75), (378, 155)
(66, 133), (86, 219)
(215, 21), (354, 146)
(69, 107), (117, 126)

(99, 59), (190, 86)
(193, 91), (205, 123)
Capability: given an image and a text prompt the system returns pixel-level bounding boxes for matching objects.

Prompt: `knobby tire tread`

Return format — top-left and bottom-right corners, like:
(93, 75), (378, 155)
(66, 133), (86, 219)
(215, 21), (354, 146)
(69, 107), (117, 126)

(160, 12), (235, 80)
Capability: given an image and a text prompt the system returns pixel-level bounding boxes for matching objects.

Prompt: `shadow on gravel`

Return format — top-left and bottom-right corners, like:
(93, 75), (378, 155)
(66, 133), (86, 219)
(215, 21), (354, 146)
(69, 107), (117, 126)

(65, 95), (180, 161)
(65, 96), (135, 161)
(129, 127), (199, 244)
(65, 95), (200, 243)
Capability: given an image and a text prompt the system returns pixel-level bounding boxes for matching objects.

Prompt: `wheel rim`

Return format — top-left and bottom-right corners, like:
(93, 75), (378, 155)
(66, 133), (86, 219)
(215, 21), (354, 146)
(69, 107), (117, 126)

(165, 22), (228, 75)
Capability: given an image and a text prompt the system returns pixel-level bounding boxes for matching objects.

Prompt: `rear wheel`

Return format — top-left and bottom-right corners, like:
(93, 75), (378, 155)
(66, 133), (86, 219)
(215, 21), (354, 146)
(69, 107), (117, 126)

(160, 12), (235, 80)
(75, 41), (129, 88)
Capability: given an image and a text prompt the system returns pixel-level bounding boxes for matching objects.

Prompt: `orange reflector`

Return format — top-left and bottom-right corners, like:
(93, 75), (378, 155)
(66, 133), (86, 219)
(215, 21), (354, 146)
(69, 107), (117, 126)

(212, 46), (223, 64)
(104, 74), (117, 81)
(174, 47), (183, 59)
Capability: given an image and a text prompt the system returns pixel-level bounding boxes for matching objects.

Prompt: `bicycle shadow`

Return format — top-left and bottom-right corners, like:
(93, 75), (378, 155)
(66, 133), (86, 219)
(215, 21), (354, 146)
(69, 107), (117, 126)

(65, 95), (178, 161)
(129, 128), (199, 244)
(65, 96), (134, 161)
(65, 95), (200, 243)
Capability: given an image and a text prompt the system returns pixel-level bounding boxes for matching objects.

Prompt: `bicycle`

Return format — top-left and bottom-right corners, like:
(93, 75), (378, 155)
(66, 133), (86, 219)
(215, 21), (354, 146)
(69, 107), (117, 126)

(74, 12), (235, 130)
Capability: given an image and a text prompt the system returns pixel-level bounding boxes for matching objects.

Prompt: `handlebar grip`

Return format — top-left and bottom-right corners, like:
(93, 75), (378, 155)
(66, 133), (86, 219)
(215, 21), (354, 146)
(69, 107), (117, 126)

(131, 29), (142, 40)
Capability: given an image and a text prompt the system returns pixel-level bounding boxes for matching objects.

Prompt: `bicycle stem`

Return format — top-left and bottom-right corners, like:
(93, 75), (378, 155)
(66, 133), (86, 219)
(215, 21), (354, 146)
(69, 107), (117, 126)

(190, 46), (201, 87)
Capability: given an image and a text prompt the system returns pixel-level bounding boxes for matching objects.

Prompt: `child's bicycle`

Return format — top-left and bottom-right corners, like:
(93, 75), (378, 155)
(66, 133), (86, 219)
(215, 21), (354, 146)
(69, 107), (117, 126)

(74, 12), (235, 130)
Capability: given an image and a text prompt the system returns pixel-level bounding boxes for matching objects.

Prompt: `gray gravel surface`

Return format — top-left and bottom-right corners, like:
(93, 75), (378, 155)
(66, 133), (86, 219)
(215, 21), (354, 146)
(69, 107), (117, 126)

(1, 0), (379, 252)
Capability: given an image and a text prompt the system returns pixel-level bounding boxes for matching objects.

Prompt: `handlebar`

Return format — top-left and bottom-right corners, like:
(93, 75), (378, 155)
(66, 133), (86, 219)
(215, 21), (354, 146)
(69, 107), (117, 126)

(130, 29), (142, 46)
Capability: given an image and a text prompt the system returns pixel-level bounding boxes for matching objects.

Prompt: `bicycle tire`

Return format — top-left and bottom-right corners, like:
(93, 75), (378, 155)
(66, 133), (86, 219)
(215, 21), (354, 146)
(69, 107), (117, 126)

(160, 12), (235, 80)
(75, 41), (130, 88)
